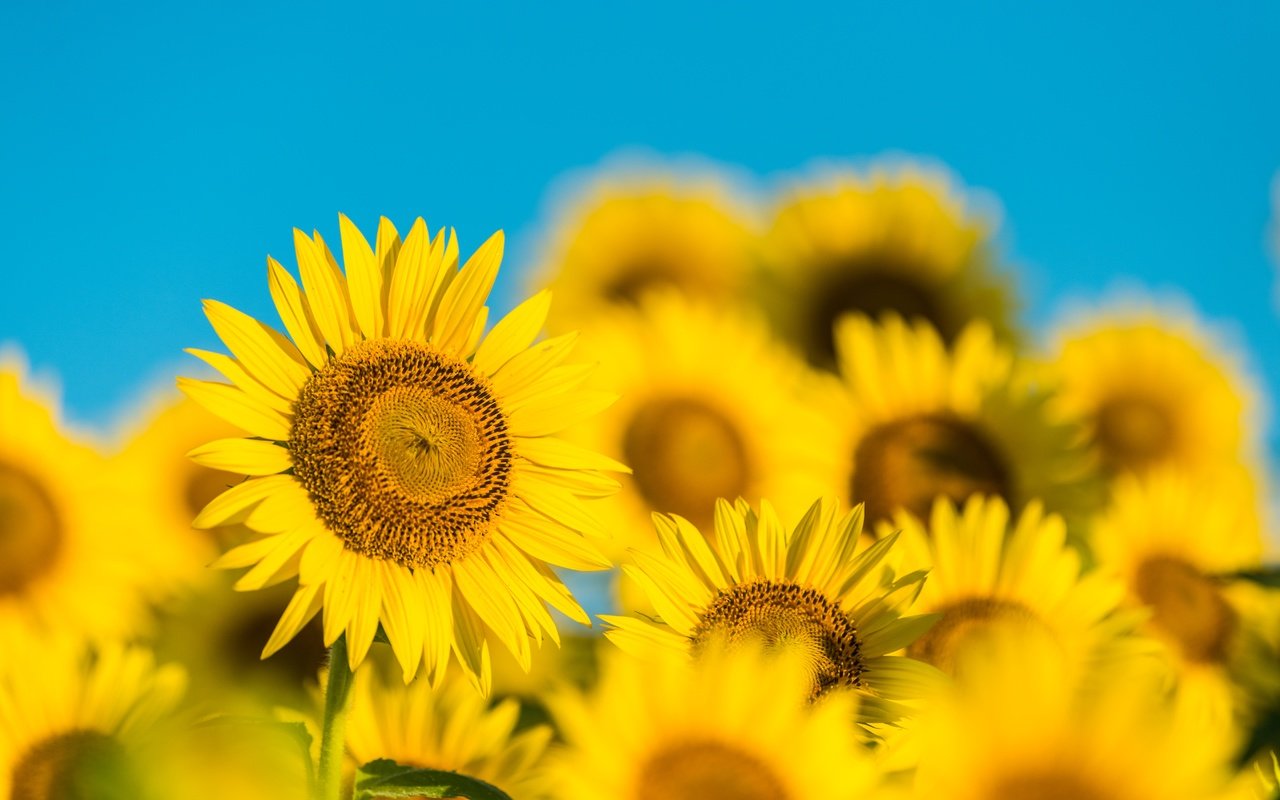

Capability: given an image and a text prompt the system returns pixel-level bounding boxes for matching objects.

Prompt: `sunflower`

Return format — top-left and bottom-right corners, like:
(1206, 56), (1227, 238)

(181, 215), (622, 689)
(0, 355), (183, 641)
(569, 292), (843, 556)
(0, 633), (186, 799)
(833, 314), (1101, 534)
(912, 631), (1243, 800)
(532, 168), (756, 332)
(758, 164), (1016, 370)
(545, 642), (880, 800)
(878, 494), (1135, 676)
(344, 661), (552, 800)
(114, 395), (255, 564)
(1047, 308), (1257, 479)
(603, 498), (938, 716)
(1090, 466), (1272, 730)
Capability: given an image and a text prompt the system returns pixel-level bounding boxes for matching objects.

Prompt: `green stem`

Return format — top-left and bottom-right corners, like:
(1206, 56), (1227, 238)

(317, 636), (355, 800)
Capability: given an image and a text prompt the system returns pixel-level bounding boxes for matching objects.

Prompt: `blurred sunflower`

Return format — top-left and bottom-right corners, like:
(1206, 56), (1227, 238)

(1048, 310), (1256, 479)
(533, 170), (756, 332)
(546, 643), (880, 800)
(570, 293), (843, 555)
(0, 357), (182, 641)
(834, 314), (1100, 534)
(880, 495), (1134, 676)
(759, 165), (1015, 369)
(182, 215), (621, 689)
(0, 634), (186, 799)
(604, 498), (938, 716)
(1091, 467), (1272, 729)
(344, 662), (552, 800)
(913, 631), (1243, 800)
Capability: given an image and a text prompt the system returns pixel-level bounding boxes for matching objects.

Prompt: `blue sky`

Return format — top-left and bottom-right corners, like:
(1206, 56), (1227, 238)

(1, 2), (1277, 459)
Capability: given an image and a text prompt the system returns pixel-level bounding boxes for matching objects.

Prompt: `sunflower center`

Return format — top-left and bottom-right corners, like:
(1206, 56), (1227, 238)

(636, 740), (790, 800)
(985, 770), (1121, 800)
(852, 414), (1011, 527)
(691, 579), (863, 698)
(289, 338), (513, 570)
(1094, 395), (1173, 472)
(811, 265), (951, 368)
(1134, 555), (1236, 664)
(908, 597), (1050, 674)
(602, 259), (680, 305)
(622, 397), (749, 529)
(0, 461), (63, 595)
(11, 730), (139, 800)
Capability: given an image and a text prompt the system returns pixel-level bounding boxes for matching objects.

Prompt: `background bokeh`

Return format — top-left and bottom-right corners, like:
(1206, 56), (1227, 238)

(2, 0), (1277, 466)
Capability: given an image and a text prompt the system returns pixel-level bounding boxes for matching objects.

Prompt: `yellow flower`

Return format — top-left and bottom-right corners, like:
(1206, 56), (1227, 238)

(881, 495), (1135, 676)
(1048, 308), (1257, 478)
(913, 631), (1243, 800)
(532, 169), (755, 332)
(759, 165), (1016, 369)
(0, 633), (186, 799)
(0, 355), (182, 640)
(603, 498), (937, 717)
(182, 215), (623, 689)
(545, 643), (881, 800)
(1091, 466), (1271, 729)
(345, 663), (552, 800)
(569, 292), (843, 555)
(833, 314), (1101, 533)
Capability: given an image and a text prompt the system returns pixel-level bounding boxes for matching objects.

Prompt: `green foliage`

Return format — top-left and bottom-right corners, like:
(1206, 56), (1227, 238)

(354, 759), (514, 800)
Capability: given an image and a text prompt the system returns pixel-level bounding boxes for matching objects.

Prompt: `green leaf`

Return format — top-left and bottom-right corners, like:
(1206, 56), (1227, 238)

(1217, 566), (1280, 588)
(354, 759), (514, 800)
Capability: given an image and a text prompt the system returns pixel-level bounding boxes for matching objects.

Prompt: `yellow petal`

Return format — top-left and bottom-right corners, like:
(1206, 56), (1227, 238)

(322, 549), (362, 646)
(450, 592), (494, 695)
(490, 332), (578, 399)
(187, 437), (292, 476)
(454, 556), (530, 670)
(386, 219), (446, 340)
(338, 214), (383, 339)
(294, 229), (357, 352)
(267, 257), (329, 369)
(262, 583), (323, 659)
(202, 299), (310, 397)
(345, 557), (382, 668)
(375, 216), (402, 289)
(499, 513), (611, 571)
(489, 534), (590, 626)
(430, 231), (503, 356)
(178, 377), (290, 440)
(234, 526), (314, 590)
(473, 290), (552, 376)
(299, 532), (344, 586)
(379, 563), (425, 681)
(516, 437), (630, 474)
(507, 390), (617, 438)
(185, 349), (294, 416)
(417, 570), (453, 684)
(192, 474), (293, 529)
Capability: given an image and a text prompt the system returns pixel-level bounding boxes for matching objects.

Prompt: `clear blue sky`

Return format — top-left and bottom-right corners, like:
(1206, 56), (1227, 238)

(2, 2), (1277, 460)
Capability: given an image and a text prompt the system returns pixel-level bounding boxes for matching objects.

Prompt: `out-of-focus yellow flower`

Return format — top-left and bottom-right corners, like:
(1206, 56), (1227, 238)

(0, 633), (186, 799)
(568, 292), (843, 557)
(181, 215), (622, 690)
(882, 494), (1138, 677)
(915, 629), (1245, 800)
(532, 170), (756, 333)
(545, 643), (880, 800)
(0, 356), (184, 641)
(1092, 467), (1272, 731)
(1048, 310), (1258, 479)
(832, 315), (1101, 535)
(759, 165), (1015, 369)
(344, 663), (553, 800)
(603, 498), (939, 718)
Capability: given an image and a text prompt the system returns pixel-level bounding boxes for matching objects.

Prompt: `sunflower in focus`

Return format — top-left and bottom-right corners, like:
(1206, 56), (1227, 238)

(833, 314), (1101, 534)
(344, 662), (552, 800)
(546, 643), (880, 800)
(1048, 310), (1256, 479)
(0, 357), (183, 641)
(913, 631), (1243, 800)
(604, 498), (938, 716)
(1091, 466), (1271, 729)
(759, 165), (1016, 369)
(0, 633), (186, 799)
(570, 293), (843, 556)
(181, 215), (621, 689)
(533, 170), (755, 332)
(880, 495), (1134, 676)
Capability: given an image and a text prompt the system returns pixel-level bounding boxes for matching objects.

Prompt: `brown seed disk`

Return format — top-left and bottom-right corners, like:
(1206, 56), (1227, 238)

(1093, 394), (1174, 473)
(908, 596), (1049, 675)
(1134, 555), (1236, 664)
(12, 730), (133, 800)
(0, 460), (63, 595)
(636, 740), (790, 800)
(691, 579), (864, 699)
(289, 339), (512, 570)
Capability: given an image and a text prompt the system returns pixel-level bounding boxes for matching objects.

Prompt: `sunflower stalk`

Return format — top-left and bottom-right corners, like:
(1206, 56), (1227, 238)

(317, 636), (356, 800)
